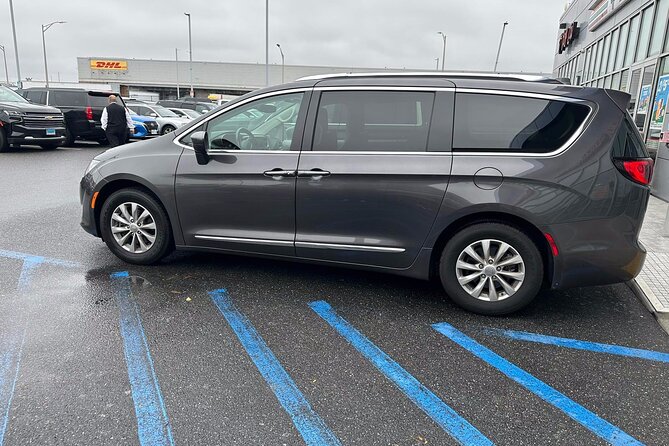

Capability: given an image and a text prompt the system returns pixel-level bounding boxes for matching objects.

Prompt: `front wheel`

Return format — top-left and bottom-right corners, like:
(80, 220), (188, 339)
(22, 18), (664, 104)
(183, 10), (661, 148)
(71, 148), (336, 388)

(99, 189), (174, 265)
(0, 128), (10, 152)
(439, 223), (543, 315)
(161, 125), (176, 135)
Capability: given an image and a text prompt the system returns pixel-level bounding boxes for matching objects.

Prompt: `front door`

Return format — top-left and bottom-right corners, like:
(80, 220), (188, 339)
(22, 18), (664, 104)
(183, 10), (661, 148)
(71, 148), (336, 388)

(175, 90), (309, 256)
(295, 88), (454, 269)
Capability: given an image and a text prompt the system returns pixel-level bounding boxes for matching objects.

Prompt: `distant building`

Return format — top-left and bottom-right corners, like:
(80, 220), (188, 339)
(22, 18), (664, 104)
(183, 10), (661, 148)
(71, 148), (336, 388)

(553, 0), (669, 152)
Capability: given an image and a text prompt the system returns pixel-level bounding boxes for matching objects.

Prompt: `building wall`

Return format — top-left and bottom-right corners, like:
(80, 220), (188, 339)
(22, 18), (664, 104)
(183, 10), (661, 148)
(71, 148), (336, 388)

(553, 0), (669, 152)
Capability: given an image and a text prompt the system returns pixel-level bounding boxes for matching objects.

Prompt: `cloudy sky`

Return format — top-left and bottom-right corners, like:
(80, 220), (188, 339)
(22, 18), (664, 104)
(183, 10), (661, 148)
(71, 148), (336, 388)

(1, 0), (566, 83)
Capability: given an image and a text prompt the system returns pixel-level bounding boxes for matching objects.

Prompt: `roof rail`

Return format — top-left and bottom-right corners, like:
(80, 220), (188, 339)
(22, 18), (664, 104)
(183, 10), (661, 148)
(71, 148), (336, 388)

(296, 72), (563, 84)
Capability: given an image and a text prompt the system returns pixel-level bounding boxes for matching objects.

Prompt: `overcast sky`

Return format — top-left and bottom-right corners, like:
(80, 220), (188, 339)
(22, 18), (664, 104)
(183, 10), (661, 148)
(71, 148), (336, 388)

(1, 0), (566, 83)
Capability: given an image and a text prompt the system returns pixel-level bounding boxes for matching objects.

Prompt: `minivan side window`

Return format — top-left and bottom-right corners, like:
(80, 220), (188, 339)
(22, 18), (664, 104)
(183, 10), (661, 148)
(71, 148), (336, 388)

(313, 91), (434, 152)
(453, 93), (590, 153)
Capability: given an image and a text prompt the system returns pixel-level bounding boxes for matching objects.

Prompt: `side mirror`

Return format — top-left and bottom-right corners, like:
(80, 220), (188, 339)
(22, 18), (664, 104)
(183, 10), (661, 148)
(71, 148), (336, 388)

(191, 131), (210, 165)
(150, 113), (158, 118)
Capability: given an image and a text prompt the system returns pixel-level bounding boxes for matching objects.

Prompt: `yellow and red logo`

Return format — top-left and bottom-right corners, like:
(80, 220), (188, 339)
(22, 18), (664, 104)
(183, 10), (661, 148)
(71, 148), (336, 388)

(90, 60), (128, 70)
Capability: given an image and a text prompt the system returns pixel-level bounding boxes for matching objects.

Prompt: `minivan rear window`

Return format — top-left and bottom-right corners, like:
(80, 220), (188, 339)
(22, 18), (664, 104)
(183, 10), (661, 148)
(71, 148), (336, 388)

(453, 93), (590, 153)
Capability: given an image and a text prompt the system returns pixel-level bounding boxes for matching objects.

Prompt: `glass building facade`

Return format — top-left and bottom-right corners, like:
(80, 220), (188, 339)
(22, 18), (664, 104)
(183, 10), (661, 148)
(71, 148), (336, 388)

(554, 0), (669, 153)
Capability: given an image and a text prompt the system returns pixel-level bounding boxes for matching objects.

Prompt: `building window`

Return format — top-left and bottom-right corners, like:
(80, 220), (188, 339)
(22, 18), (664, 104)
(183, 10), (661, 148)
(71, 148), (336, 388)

(594, 40), (604, 80)
(608, 29), (619, 74)
(620, 69), (630, 93)
(625, 14), (641, 66)
(601, 34), (611, 76)
(649, 0), (669, 56)
(635, 5), (655, 62)
(615, 22), (629, 71)
(648, 57), (669, 144)
(612, 72), (622, 91)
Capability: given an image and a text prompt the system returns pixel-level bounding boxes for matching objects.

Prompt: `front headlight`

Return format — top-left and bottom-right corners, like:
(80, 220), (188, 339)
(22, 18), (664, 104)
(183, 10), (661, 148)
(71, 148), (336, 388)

(85, 158), (101, 175)
(5, 110), (25, 122)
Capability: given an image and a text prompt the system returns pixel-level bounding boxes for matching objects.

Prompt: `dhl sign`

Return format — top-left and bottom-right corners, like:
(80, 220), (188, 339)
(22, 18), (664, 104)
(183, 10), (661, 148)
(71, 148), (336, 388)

(90, 60), (128, 70)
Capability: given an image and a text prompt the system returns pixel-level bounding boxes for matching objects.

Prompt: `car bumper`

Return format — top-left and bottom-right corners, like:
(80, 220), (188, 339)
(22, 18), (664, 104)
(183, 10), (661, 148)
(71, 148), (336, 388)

(80, 174), (100, 237)
(7, 124), (67, 145)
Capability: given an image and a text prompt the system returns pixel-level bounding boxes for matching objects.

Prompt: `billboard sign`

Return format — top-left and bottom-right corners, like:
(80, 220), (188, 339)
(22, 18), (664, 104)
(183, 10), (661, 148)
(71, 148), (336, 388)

(90, 60), (128, 71)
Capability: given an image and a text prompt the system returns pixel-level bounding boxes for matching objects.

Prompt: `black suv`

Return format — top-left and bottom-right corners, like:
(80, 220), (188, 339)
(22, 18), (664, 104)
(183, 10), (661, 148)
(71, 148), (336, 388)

(156, 98), (215, 114)
(81, 73), (653, 315)
(0, 85), (65, 151)
(21, 88), (126, 146)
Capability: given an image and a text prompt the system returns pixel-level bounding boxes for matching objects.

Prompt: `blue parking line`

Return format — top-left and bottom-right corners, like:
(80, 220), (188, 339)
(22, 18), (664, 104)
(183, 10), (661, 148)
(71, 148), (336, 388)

(309, 300), (492, 446)
(111, 272), (175, 446)
(0, 332), (25, 446)
(210, 290), (341, 446)
(433, 322), (643, 446)
(481, 328), (669, 364)
(0, 249), (80, 293)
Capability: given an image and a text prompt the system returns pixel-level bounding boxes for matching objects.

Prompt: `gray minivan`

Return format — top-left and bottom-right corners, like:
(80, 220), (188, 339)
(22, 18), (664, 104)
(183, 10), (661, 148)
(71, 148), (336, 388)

(80, 73), (653, 314)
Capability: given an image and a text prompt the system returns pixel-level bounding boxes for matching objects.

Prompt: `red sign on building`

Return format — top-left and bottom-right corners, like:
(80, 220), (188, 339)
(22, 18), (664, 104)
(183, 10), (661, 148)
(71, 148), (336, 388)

(558, 22), (579, 54)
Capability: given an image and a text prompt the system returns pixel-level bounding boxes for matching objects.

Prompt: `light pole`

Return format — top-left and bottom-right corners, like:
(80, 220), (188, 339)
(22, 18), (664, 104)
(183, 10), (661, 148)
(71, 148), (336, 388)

(41, 21), (66, 88)
(435, 57), (439, 71)
(494, 21), (509, 73)
(184, 13), (194, 97)
(276, 43), (284, 84)
(437, 31), (447, 71)
(9, 0), (21, 87)
(265, 0), (269, 86)
(175, 48), (180, 98)
(0, 45), (9, 86)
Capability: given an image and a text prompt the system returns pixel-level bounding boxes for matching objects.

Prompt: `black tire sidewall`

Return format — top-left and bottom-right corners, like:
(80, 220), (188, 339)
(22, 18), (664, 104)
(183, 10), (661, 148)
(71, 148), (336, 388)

(161, 125), (175, 135)
(440, 223), (543, 315)
(0, 127), (9, 152)
(100, 189), (173, 265)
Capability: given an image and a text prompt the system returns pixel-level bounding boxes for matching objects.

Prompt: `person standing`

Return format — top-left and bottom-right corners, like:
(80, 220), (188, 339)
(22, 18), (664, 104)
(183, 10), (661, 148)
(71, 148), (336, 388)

(101, 95), (134, 147)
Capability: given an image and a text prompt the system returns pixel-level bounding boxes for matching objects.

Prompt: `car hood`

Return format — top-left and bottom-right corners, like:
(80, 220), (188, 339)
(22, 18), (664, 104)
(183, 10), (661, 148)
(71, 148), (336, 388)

(0, 101), (62, 114)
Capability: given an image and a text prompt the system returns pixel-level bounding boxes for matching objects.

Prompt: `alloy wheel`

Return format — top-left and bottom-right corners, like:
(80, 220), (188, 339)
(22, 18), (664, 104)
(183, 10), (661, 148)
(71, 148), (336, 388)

(110, 202), (157, 254)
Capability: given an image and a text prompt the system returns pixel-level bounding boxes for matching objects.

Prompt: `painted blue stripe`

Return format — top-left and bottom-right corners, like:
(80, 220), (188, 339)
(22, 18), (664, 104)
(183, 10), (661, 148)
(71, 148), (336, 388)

(111, 272), (175, 446)
(309, 300), (492, 446)
(0, 332), (25, 446)
(210, 290), (341, 446)
(0, 249), (79, 268)
(481, 328), (669, 364)
(433, 322), (643, 446)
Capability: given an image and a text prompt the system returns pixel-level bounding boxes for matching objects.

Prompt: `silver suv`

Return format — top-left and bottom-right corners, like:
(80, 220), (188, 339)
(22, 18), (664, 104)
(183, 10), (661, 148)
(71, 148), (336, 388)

(80, 73), (653, 315)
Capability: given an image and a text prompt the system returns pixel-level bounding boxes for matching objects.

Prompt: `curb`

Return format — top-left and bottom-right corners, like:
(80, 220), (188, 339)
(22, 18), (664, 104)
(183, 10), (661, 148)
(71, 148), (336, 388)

(633, 278), (669, 314)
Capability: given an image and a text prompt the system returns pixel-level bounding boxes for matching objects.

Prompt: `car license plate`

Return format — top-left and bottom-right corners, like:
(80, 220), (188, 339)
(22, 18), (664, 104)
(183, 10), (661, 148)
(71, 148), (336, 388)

(46, 128), (56, 136)
(150, 130), (158, 135)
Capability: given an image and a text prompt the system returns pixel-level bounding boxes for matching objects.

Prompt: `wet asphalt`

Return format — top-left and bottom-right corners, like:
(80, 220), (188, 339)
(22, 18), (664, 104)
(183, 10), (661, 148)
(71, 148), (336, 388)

(1, 143), (668, 446)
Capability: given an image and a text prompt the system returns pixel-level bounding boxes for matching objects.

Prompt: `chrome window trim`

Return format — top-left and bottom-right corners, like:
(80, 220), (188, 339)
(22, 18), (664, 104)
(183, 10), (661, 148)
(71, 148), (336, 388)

(194, 235), (293, 246)
(173, 87), (311, 150)
(314, 86), (454, 92)
(295, 241), (405, 253)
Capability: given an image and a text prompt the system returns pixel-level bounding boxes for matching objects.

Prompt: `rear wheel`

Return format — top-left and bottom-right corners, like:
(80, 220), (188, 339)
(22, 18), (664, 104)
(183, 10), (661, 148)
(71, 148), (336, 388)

(100, 189), (174, 265)
(0, 128), (9, 152)
(64, 127), (75, 146)
(439, 223), (543, 315)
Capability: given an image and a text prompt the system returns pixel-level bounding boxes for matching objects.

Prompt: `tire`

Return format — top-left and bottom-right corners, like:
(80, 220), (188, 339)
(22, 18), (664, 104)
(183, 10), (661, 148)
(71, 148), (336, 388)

(99, 188), (174, 265)
(161, 125), (176, 135)
(64, 127), (75, 146)
(0, 128), (9, 152)
(439, 223), (543, 315)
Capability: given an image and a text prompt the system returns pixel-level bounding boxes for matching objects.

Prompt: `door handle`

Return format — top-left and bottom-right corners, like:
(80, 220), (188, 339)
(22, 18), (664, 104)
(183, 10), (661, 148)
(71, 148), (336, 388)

(297, 168), (331, 178)
(263, 168), (296, 178)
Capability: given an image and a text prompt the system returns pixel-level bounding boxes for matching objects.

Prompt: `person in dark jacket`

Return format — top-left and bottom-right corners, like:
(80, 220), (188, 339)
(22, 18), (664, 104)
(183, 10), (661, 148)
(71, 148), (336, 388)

(101, 95), (134, 147)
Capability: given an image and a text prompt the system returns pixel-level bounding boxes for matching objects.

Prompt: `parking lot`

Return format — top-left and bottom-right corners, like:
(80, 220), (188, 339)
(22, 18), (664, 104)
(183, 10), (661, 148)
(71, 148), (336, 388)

(1, 144), (669, 445)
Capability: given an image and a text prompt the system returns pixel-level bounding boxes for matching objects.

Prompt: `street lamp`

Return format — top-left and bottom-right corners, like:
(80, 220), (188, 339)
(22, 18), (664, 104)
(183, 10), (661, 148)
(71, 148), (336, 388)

(0, 45), (9, 86)
(175, 48), (180, 99)
(437, 31), (447, 71)
(494, 21), (509, 73)
(184, 13), (194, 97)
(9, 0), (21, 87)
(435, 57), (439, 71)
(41, 21), (66, 88)
(276, 43), (284, 84)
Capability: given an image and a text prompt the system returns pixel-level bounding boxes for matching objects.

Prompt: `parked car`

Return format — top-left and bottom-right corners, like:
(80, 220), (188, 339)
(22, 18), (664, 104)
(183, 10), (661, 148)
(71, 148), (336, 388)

(125, 101), (190, 135)
(0, 85), (66, 151)
(128, 110), (160, 140)
(21, 87), (125, 146)
(167, 108), (201, 119)
(157, 98), (215, 114)
(80, 73), (653, 315)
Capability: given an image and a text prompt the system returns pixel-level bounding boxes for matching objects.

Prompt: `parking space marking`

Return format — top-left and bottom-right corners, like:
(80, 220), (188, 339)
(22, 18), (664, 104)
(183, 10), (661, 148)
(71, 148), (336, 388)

(111, 272), (175, 446)
(481, 328), (669, 363)
(210, 290), (341, 446)
(309, 300), (493, 446)
(0, 332), (25, 446)
(433, 323), (643, 446)
(0, 249), (80, 293)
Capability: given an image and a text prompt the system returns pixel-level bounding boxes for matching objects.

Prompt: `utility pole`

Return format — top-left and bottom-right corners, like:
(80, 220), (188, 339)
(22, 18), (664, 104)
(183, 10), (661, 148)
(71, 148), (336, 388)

(0, 45), (9, 86)
(9, 0), (21, 87)
(41, 21), (66, 89)
(438, 31), (447, 71)
(276, 43), (284, 84)
(265, 0), (269, 86)
(184, 13), (194, 97)
(494, 21), (509, 73)
(435, 58), (439, 71)
(175, 48), (180, 98)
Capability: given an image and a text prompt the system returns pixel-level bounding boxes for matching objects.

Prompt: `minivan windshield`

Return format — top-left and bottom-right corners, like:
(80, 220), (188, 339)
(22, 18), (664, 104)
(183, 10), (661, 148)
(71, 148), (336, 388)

(0, 86), (28, 103)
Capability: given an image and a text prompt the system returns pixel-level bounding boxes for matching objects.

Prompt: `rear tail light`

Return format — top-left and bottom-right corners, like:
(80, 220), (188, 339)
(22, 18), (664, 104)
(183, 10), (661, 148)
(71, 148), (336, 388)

(86, 106), (93, 120)
(614, 158), (654, 185)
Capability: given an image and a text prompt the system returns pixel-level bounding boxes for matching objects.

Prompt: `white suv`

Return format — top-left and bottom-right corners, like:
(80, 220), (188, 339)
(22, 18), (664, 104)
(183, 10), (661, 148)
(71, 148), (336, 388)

(126, 101), (190, 135)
